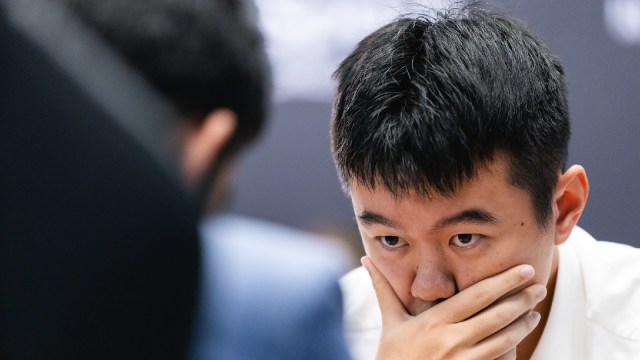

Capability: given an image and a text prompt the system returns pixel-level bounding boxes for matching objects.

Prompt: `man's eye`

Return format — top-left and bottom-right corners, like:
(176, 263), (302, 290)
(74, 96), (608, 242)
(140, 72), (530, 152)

(450, 233), (480, 248)
(378, 236), (406, 249)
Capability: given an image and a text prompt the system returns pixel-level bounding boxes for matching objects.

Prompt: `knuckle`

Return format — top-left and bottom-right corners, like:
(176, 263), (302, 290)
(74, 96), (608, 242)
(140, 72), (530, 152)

(475, 288), (492, 304)
(416, 313), (440, 331)
(493, 308), (510, 325)
(525, 284), (546, 306)
(432, 330), (461, 353)
(441, 336), (458, 350)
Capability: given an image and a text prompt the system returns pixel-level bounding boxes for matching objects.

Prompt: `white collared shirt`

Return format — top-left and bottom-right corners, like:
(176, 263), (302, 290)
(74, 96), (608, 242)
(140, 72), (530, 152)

(340, 227), (640, 360)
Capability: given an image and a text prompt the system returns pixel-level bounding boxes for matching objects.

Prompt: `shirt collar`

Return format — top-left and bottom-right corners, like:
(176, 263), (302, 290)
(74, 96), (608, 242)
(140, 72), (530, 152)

(530, 236), (586, 359)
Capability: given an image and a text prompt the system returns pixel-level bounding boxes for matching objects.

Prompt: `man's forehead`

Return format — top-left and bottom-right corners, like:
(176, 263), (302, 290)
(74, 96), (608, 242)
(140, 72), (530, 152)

(347, 155), (511, 200)
(348, 179), (435, 200)
(348, 158), (528, 228)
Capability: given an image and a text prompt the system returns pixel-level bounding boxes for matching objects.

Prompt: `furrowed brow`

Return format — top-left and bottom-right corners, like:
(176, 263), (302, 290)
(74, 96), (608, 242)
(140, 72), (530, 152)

(431, 209), (498, 233)
(357, 211), (399, 229)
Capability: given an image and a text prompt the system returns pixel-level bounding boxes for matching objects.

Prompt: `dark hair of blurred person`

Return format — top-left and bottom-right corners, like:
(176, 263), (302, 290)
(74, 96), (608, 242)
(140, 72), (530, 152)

(58, 0), (271, 211)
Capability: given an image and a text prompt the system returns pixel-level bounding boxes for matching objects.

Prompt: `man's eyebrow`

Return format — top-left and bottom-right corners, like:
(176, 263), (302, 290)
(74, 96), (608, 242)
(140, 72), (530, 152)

(357, 211), (399, 229)
(431, 209), (498, 232)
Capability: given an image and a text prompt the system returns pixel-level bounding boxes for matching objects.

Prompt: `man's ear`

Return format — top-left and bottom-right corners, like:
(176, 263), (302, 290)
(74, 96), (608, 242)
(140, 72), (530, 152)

(553, 165), (589, 245)
(181, 109), (236, 186)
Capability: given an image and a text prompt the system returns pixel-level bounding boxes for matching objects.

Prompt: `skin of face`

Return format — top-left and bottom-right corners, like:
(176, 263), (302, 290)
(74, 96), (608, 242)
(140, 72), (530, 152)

(350, 155), (560, 317)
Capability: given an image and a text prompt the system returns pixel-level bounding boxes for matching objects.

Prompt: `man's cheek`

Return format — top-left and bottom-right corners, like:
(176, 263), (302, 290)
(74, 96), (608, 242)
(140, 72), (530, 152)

(373, 257), (413, 304)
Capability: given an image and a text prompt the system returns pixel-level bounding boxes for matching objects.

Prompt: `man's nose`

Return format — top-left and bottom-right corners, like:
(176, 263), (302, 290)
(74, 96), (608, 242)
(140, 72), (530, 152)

(410, 264), (456, 302)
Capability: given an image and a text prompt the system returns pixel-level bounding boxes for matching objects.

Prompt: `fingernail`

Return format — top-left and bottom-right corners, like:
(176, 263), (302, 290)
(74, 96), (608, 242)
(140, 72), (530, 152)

(529, 311), (541, 323)
(533, 284), (547, 300)
(519, 265), (535, 279)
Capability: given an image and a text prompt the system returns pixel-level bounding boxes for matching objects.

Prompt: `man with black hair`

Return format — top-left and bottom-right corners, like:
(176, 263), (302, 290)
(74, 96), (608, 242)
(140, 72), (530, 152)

(333, 4), (640, 360)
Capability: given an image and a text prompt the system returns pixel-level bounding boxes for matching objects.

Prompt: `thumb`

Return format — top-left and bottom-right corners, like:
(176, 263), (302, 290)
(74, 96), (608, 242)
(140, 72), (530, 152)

(361, 256), (410, 328)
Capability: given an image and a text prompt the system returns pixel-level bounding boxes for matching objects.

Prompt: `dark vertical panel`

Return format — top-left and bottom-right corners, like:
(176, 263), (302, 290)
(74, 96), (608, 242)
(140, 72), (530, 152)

(0, 14), (200, 359)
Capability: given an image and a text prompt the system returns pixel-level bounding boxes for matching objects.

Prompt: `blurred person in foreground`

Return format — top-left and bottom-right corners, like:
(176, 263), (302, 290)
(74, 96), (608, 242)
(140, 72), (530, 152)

(51, 0), (350, 358)
(332, 3), (640, 360)
(55, 0), (549, 359)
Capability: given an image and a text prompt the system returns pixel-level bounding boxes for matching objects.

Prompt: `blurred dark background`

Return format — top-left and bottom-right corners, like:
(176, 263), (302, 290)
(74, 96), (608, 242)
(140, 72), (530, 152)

(229, 0), (640, 265)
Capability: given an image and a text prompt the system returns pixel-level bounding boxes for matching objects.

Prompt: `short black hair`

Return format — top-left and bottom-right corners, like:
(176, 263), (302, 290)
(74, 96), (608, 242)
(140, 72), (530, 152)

(57, 0), (270, 158)
(331, 4), (569, 226)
